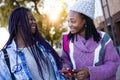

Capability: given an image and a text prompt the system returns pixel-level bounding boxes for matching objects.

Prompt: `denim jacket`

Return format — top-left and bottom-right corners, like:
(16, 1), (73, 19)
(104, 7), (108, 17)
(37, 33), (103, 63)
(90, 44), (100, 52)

(0, 40), (65, 80)
(0, 58), (12, 80)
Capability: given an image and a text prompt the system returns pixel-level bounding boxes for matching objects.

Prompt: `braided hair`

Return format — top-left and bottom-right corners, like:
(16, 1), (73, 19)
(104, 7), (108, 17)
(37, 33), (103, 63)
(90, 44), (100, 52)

(5, 7), (62, 80)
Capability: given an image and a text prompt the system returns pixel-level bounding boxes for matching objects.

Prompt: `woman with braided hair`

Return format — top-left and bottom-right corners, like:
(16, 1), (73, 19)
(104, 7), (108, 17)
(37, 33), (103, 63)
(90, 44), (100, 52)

(0, 7), (65, 80)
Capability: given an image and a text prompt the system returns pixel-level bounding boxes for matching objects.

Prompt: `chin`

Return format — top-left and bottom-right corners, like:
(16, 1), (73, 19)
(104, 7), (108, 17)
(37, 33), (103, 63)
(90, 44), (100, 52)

(32, 30), (36, 34)
(71, 31), (76, 34)
(32, 32), (36, 36)
(32, 29), (36, 33)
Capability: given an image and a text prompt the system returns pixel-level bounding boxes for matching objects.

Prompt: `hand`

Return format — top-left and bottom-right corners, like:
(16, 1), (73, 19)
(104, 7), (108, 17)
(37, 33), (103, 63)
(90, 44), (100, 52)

(61, 68), (73, 78)
(74, 68), (90, 80)
(61, 65), (73, 78)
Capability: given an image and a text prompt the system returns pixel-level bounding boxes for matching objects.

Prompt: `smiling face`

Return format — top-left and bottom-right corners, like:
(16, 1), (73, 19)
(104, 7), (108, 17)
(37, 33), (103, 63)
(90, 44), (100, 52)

(67, 11), (86, 35)
(27, 12), (37, 34)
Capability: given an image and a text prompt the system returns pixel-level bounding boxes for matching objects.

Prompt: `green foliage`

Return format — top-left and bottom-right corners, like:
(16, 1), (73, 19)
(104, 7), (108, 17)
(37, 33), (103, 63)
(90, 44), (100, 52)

(39, 5), (68, 46)
(0, 0), (43, 27)
(0, 0), (68, 47)
(0, 1), (15, 27)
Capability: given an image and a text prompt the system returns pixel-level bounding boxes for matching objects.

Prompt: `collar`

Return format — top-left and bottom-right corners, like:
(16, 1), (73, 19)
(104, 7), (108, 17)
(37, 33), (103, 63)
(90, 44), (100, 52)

(7, 40), (17, 51)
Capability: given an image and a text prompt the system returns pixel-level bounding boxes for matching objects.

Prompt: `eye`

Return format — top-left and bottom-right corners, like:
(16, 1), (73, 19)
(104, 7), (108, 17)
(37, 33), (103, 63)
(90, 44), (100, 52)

(71, 20), (76, 23)
(29, 18), (35, 22)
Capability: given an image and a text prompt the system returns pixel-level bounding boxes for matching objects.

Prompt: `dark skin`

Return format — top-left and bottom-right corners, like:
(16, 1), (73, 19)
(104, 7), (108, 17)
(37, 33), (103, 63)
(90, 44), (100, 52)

(74, 68), (90, 80)
(62, 11), (90, 80)
(67, 11), (85, 37)
(16, 11), (37, 48)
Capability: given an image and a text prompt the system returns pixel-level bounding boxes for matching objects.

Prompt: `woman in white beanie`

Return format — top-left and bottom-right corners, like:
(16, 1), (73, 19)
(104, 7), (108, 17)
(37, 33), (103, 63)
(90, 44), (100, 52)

(61, 0), (120, 80)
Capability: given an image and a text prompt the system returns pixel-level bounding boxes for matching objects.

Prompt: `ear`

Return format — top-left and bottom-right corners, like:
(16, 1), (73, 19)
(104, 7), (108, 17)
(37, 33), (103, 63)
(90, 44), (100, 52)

(82, 18), (86, 26)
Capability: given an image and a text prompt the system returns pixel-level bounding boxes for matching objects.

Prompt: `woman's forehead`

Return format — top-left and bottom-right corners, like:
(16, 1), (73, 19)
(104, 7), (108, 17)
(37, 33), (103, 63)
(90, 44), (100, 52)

(69, 11), (79, 15)
(27, 12), (33, 17)
(67, 11), (80, 19)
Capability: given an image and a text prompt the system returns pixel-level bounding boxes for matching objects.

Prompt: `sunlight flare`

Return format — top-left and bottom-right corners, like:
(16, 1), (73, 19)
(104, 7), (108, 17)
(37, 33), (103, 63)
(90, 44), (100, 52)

(39, 0), (63, 22)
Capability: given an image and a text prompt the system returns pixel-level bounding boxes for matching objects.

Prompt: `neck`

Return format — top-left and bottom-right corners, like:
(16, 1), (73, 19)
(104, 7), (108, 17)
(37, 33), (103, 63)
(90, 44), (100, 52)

(16, 32), (25, 48)
(79, 28), (85, 37)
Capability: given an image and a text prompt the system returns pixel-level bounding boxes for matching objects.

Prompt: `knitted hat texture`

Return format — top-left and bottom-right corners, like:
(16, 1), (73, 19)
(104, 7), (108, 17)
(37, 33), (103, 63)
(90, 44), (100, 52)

(70, 0), (95, 20)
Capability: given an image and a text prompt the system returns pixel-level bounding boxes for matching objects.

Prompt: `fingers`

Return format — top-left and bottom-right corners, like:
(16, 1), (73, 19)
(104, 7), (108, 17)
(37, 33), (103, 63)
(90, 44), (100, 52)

(61, 67), (90, 79)
(77, 75), (85, 80)
(60, 67), (73, 78)
(73, 68), (83, 73)
(76, 73), (86, 80)
(74, 68), (90, 80)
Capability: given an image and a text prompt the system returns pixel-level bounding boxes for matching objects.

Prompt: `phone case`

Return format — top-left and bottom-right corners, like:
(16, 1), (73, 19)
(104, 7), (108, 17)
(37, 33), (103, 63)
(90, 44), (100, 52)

(59, 70), (75, 74)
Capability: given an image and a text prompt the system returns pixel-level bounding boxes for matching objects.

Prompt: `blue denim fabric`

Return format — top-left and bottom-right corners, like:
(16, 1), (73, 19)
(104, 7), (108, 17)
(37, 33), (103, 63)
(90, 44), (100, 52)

(0, 40), (65, 80)
(0, 58), (12, 80)
(38, 44), (65, 80)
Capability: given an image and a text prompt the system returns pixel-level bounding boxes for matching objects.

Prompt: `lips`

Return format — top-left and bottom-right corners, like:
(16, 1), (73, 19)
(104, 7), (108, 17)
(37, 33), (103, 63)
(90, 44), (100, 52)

(70, 27), (77, 33)
(31, 24), (36, 34)
(70, 28), (75, 31)
(31, 24), (36, 28)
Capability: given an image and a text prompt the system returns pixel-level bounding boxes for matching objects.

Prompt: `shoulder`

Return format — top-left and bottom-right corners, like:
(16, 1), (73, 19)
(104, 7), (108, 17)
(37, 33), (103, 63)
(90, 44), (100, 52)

(98, 31), (106, 37)
(36, 42), (46, 51)
(98, 31), (112, 47)
(63, 33), (68, 36)
(62, 34), (68, 38)
(0, 50), (4, 59)
(98, 31), (111, 40)
(62, 34), (69, 41)
(62, 34), (69, 44)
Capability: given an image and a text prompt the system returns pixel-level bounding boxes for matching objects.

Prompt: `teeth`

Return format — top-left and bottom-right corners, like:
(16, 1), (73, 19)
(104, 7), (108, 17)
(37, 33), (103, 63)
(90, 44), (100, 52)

(32, 27), (35, 28)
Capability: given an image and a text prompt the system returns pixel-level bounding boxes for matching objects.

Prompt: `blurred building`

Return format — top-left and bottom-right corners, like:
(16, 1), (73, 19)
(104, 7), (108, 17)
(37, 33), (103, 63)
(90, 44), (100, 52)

(95, 0), (120, 48)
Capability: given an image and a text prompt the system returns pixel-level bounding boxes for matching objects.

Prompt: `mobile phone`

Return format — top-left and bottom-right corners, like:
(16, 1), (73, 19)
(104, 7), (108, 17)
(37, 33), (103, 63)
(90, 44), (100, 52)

(59, 70), (75, 74)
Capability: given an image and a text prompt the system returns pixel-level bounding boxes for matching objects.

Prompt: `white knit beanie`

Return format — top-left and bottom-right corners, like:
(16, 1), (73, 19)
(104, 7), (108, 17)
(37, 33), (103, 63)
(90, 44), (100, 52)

(70, 0), (95, 20)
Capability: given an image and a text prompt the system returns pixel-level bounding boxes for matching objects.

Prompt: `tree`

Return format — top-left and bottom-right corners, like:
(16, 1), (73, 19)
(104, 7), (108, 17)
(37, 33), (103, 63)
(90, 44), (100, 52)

(37, 0), (68, 47)
(0, 0), (68, 47)
(0, 0), (43, 27)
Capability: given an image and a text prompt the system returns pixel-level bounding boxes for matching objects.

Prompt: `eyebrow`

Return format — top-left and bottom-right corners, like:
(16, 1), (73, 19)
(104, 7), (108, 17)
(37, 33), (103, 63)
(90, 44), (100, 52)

(69, 17), (76, 20)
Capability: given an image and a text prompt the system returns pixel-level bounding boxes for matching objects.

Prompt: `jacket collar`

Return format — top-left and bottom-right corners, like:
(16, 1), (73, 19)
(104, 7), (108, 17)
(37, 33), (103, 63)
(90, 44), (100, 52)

(7, 40), (17, 51)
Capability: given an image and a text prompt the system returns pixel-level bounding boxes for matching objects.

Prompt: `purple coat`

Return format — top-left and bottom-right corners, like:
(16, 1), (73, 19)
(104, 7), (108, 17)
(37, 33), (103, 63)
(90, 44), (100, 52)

(62, 31), (120, 80)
